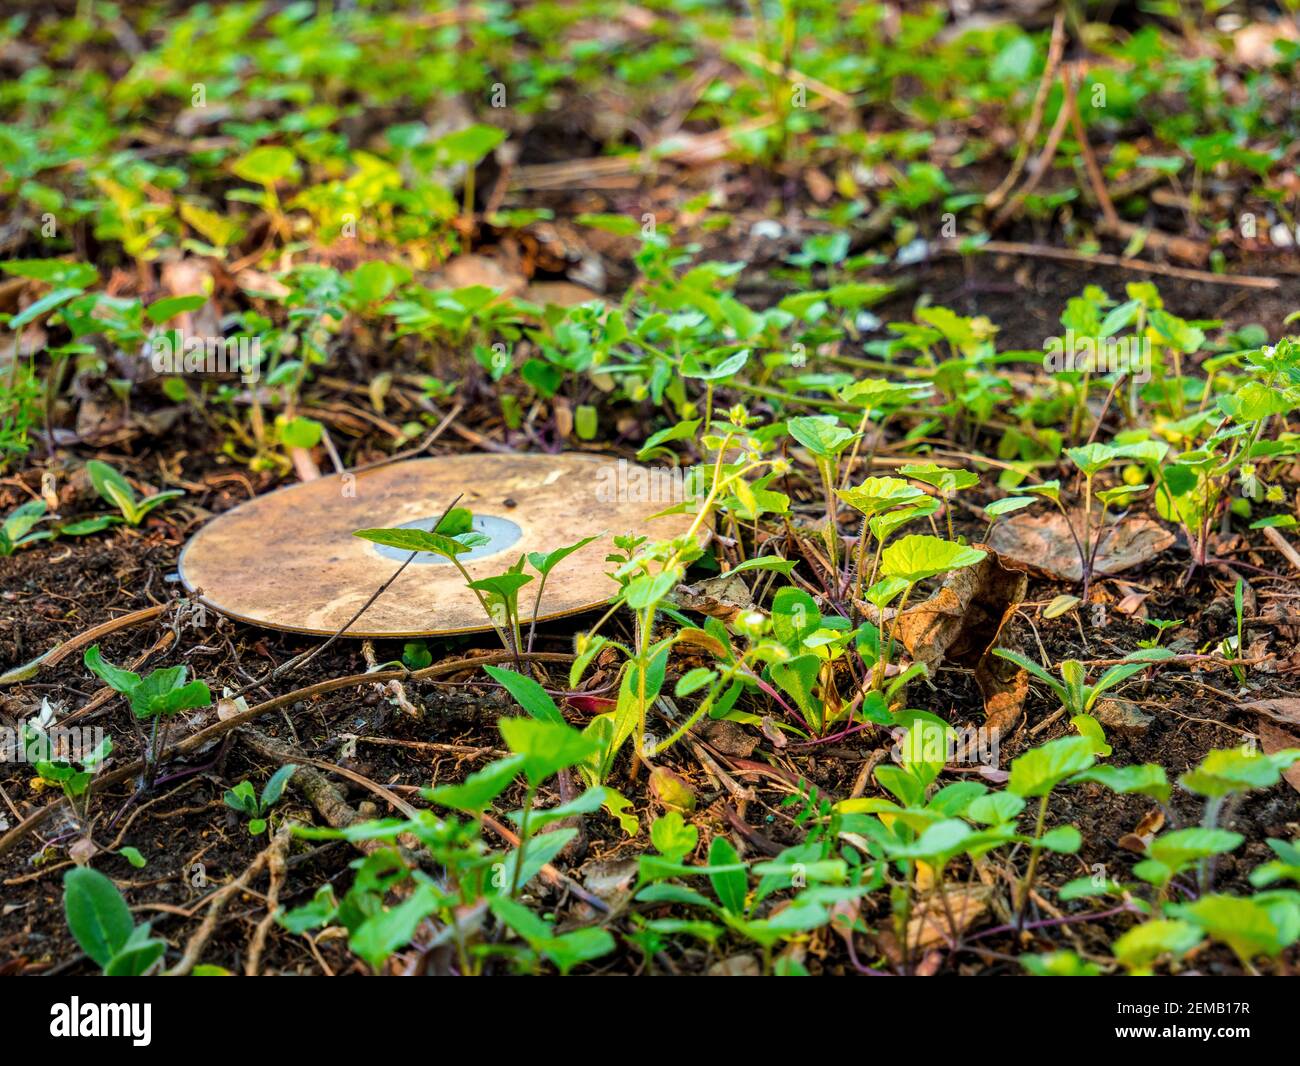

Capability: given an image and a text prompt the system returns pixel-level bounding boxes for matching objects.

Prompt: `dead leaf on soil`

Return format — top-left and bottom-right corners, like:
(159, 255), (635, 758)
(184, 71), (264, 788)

(580, 858), (639, 906)
(988, 510), (1175, 582)
(1239, 698), (1300, 730)
(906, 885), (991, 950)
(524, 281), (603, 307)
(675, 572), (753, 623)
(897, 548), (1029, 730)
(1235, 21), (1299, 67)
(708, 954), (761, 976)
(435, 254), (526, 296)
(235, 268), (291, 299)
(696, 718), (758, 758)
(1257, 721), (1300, 795)
(1119, 808), (1165, 854)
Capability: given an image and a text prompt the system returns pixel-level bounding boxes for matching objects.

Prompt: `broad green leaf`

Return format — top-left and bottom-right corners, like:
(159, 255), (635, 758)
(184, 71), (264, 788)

(899, 462), (979, 493)
(881, 534), (986, 584)
(348, 883), (440, 970)
(526, 534), (600, 577)
(1113, 919), (1203, 970)
(423, 753), (525, 813)
(260, 764), (298, 810)
(85, 460), (136, 511)
(2, 258), (98, 288)
(145, 294), (207, 324)
(499, 717), (602, 786)
(1179, 746), (1300, 799)
(1147, 827), (1244, 869)
(63, 867), (134, 968)
(1065, 443), (1119, 476)
(651, 811), (697, 862)
(232, 145), (300, 186)
(1008, 736), (1095, 798)
(836, 476), (925, 517)
(1173, 895), (1294, 963)
(354, 526), (478, 558)
(787, 414), (856, 458)
(1069, 763), (1170, 803)
(483, 665), (565, 724)
(83, 645), (141, 695)
(708, 835), (748, 916)
(467, 573), (534, 599)
(1039, 825), (1082, 853)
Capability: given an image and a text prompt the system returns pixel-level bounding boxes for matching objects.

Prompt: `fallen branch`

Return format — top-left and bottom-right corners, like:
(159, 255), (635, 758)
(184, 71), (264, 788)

(985, 10), (1067, 214)
(0, 603), (168, 686)
(1261, 525), (1300, 574)
(163, 823), (291, 977)
(938, 239), (1280, 290)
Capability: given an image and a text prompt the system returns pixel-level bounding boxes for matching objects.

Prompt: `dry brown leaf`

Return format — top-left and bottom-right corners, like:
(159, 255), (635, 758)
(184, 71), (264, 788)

(1239, 698), (1300, 730)
(906, 885), (991, 949)
(437, 254), (526, 295)
(1235, 21), (1299, 67)
(675, 572), (753, 623)
(897, 548), (1028, 728)
(524, 281), (603, 307)
(235, 268), (291, 298)
(1257, 722), (1300, 795)
(697, 718), (758, 758)
(708, 954), (761, 976)
(1118, 808), (1165, 854)
(988, 511), (1175, 582)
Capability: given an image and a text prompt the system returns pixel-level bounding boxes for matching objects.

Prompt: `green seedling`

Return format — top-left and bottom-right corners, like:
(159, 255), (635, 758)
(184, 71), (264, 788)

(63, 866), (166, 976)
(0, 499), (53, 555)
(835, 475), (925, 602)
(85, 460), (184, 527)
(1177, 744), (1300, 891)
(467, 561), (534, 661)
(1007, 735), (1097, 922)
(524, 534), (600, 650)
(632, 812), (871, 972)
(84, 645), (211, 784)
(982, 495), (1035, 539)
(1137, 617), (1183, 649)
(1169, 894), (1300, 972)
(355, 506), (520, 654)
(898, 462), (980, 541)
(282, 715), (611, 974)
(787, 414), (858, 575)
(22, 709), (112, 820)
(993, 646), (1171, 721)
(875, 534), (986, 687)
(224, 764), (298, 835)
(1249, 836), (1300, 889)
(1220, 577), (1247, 686)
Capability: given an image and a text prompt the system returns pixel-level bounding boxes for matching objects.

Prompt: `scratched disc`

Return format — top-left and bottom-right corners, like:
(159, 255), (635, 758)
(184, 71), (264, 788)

(178, 453), (696, 637)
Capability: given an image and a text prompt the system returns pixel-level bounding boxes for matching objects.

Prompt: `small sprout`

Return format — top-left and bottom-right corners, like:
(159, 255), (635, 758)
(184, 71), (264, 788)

(0, 499), (53, 555)
(85, 460), (184, 528)
(224, 764), (298, 835)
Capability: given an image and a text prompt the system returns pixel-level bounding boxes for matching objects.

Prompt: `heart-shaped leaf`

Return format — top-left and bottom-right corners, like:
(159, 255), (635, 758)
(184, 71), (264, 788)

(881, 534), (986, 584)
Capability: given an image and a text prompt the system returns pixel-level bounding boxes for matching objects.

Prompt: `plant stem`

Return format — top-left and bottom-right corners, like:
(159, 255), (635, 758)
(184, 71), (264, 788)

(508, 784), (537, 900)
(1015, 794), (1051, 926)
(452, 557), (516, 661)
